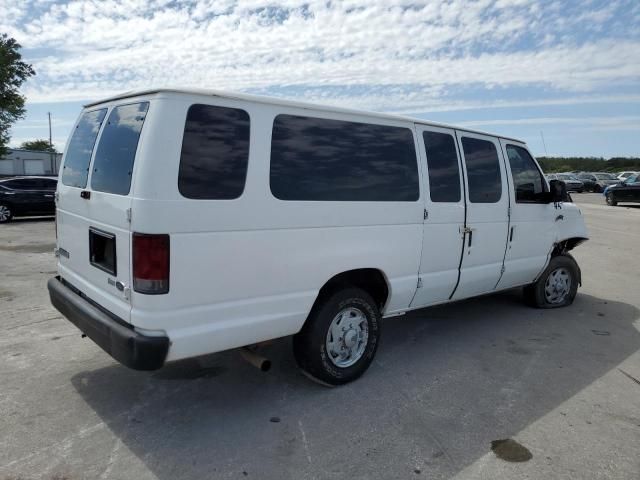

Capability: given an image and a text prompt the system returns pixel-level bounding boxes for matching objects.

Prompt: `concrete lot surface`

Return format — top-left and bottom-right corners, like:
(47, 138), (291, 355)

(1, 193), (639, 480)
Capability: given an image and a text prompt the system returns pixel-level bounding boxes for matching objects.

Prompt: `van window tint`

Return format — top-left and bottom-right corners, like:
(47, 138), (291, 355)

(91, 102), (149, 195)
(178, 104), (250, 199)
(506, 145), (546, 203)
(61, 109), (107, 188)
(461, 137), (502, 203)
(423, 131), (461, 202)
(270, 115), (419, 201)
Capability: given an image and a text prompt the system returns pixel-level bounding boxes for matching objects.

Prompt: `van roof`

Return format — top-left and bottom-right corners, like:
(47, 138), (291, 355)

(84, 88), (525, 144)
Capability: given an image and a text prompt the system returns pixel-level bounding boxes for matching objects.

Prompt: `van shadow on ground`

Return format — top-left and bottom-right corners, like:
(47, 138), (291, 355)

(71, 291), (640, 480)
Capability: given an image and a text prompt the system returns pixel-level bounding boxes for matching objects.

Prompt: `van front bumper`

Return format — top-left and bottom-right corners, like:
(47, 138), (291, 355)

(47, 276), (169, 370)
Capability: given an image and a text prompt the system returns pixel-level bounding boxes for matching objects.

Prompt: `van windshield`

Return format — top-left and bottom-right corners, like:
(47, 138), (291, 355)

(91, 102), (149, 195)
(61, 109), (107, 188)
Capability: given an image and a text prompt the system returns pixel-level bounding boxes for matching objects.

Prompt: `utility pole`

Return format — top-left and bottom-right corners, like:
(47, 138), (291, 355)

(540, 131), (548, 156)
(48, 112), (54, 174)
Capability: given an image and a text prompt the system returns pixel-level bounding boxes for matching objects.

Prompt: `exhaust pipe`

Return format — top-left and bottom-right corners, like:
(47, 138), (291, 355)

(240, 347), (271, 372)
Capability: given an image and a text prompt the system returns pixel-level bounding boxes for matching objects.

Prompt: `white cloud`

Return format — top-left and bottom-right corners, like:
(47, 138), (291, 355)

(0, 0), (637, 108)
(458, 115), (640, 130)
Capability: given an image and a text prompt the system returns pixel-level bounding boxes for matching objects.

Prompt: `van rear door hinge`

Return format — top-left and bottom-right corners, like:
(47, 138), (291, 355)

(126, 208), (132, 223)
(417, 278), (423, 289)
(424, 209), (428, 220)
(500, 265), (506, 274)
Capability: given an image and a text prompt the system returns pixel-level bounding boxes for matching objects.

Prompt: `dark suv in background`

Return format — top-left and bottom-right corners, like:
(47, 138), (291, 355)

(0, 176), (57, 223)
(577, 172), (619, 193)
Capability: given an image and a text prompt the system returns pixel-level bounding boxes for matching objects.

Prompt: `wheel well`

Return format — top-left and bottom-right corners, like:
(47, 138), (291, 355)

(550, 239), (585, 286)
(551, 237), (588, 256)
(313, 269), (390, 312)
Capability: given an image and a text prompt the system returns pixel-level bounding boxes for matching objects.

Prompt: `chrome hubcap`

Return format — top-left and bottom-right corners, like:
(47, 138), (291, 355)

(0, 205), (10, 221)
(544, 268), (571, 304)
(325, 307), (369, 368)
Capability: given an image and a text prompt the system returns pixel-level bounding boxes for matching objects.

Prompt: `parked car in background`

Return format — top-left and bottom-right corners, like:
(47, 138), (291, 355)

(0, 176), (57, 223)
(577, 172), (619, 193)
(546, 173), (584, 192)
(616, 171), (638, 181)
(605, 174), (640, 206)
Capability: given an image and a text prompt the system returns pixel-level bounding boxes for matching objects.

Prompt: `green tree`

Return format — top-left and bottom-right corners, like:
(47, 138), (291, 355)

(20, 138), (56, 153)
(0, 34), (35, 156)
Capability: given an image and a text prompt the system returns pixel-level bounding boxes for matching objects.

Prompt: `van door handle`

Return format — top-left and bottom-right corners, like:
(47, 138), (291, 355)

(509, 226), (515, 242)
(80, 190), (91, 199)
(461, 226), (475, 247)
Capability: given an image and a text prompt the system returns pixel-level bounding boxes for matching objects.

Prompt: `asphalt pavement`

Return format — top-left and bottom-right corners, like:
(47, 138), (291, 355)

(1, 193), (638, 480)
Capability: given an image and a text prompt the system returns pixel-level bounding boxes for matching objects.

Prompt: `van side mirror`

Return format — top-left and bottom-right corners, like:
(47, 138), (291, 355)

(547, 179), (567, 203)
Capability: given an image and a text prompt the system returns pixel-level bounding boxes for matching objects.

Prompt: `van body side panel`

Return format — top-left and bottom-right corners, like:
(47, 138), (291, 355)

(554, 204), (589, 245)
(130, 97), (423, 361)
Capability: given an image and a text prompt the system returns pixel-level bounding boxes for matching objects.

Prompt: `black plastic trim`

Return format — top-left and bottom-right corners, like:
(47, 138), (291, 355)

(48, 276), (169, 370)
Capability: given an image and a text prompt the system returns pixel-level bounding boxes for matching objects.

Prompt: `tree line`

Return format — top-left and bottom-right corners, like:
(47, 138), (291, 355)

(536, 157), (640, 174)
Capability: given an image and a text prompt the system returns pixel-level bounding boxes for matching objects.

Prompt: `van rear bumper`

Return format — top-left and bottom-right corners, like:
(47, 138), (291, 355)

(47, 276), (169, 370)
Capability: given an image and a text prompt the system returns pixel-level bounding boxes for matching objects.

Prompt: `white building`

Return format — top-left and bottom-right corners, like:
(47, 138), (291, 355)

(0, 148), (62, 176)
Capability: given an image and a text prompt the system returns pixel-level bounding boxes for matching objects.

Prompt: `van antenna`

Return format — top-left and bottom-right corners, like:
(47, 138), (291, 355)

(540, 131), (548, 156)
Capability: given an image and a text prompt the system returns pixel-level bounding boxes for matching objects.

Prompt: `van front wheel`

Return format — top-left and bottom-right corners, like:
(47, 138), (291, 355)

(293, 288), (381, 386)
(523, 254), (579, 308)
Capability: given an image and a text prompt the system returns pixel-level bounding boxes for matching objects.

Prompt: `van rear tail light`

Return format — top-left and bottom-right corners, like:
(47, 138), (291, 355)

(132, 233), (170, 294)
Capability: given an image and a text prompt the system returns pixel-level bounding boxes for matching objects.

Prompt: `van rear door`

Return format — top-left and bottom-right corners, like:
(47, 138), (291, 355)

(56, 102), (149, 323)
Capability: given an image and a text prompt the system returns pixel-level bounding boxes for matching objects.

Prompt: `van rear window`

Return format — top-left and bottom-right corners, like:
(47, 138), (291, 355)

(91, 102), (149, 195)
(61, 109), (107, 188)
(178, 104), (250, 199)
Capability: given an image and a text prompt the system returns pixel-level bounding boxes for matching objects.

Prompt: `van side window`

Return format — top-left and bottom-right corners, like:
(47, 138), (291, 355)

(61, 109), (107, 188)
(270, 115), (419, 201)
(178, 104), (250, 200)
(506, 145), (547, 203)
(460, 137), (502, 203)
(91, 102), (149, 195)
(423, 131), (461, 203)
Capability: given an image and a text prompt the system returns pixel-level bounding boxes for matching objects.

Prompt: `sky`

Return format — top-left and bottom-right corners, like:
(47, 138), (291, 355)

(2, 0), (639, 157)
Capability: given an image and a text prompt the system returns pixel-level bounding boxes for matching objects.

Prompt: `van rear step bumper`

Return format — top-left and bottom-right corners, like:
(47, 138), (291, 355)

(47, 276), (169, 370)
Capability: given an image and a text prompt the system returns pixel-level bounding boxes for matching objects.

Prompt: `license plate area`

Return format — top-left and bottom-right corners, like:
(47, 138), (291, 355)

(89, 228), (117, 276)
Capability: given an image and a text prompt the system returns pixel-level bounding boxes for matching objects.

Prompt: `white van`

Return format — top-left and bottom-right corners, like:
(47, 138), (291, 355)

(48, 89), (588, 385)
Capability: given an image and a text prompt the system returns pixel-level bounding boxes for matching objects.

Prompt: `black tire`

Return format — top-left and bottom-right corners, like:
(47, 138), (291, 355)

(293, 288), (381, 386)
(523, 254), (580, 309)
(606, 192), (617, 206)
(0, 203), (13, 223)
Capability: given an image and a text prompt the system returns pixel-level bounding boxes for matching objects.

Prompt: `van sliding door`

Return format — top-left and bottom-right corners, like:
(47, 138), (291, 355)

(410, 126), (466, 308)
(451, 131), (510, 300)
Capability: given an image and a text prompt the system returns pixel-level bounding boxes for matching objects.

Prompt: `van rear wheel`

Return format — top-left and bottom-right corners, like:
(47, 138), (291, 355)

(523, 254), (579, 308)
(293, 288), (381, 386)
